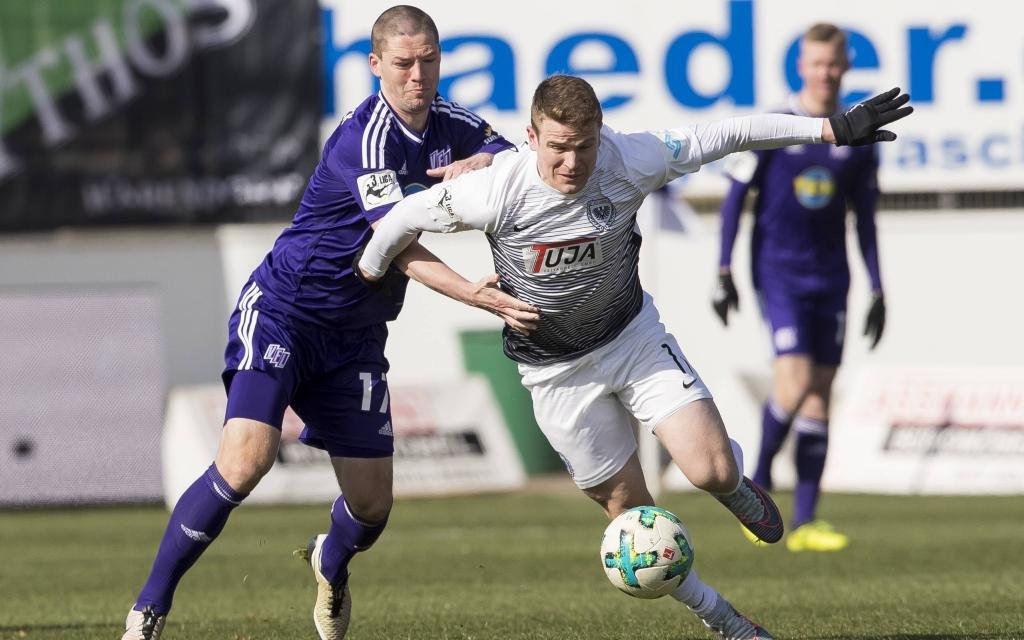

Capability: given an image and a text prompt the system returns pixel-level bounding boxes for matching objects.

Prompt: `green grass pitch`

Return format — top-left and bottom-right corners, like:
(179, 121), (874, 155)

(1, 490), (1021, 639)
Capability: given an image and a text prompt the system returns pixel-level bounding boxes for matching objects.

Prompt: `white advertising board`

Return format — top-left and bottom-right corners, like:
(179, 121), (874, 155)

(321, 0), (1024, 194)
(825, 366), (1024, 494)
(163, 376), (526, 507)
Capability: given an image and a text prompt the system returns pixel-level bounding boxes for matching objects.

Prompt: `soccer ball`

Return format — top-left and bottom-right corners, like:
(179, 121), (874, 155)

(600, 506), (694, 599)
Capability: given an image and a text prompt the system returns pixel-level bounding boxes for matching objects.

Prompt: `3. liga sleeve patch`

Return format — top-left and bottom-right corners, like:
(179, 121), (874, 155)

(356, 169), (403, 210)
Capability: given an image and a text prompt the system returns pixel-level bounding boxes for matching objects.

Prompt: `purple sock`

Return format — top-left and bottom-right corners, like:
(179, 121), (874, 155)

(319, 496), (388, 585)
(792, 416), (829, 527)
(135, 464), (247, 614)
(753, 399), (792, 491)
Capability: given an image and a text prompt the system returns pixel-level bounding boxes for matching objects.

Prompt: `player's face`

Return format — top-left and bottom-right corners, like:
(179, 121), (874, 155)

(527, 117), (600, 195)
(369, 31), (440, 126)
(798, 40), (847, 106)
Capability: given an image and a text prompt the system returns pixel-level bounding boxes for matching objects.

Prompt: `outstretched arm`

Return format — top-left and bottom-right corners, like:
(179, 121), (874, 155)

(693, 113), (824, 166)
(692, 88), (912, 165)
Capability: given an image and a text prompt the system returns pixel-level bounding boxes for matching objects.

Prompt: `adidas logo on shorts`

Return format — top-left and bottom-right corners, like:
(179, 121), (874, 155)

(378, 421), (393, 437)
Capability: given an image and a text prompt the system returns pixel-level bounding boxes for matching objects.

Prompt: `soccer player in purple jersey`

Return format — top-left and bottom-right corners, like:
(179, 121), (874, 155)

(119, 6), (537, 640)
(712, 23), (888, 552)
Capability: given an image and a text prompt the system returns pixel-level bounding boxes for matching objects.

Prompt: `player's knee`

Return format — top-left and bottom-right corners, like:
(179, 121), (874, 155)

(215, 454), (274, 493)
(582, 484), (616, 515)
(216, 419), (280, 491)
(805, 384), (833, 414)
(775, 379), (810, 413)
(346, 492), (393, 524)
(689, 454), (739, 494)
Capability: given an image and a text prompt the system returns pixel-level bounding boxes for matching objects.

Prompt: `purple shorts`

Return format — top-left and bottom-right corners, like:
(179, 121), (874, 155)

(221, 280), (393, 458)
(757, 285), (847, 366)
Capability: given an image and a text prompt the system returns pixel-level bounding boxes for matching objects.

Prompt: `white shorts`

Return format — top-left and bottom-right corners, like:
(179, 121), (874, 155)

(518, 293), (712, 489)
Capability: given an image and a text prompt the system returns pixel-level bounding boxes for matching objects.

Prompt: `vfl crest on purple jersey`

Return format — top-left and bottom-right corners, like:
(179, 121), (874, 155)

(428, 146), (452, 170)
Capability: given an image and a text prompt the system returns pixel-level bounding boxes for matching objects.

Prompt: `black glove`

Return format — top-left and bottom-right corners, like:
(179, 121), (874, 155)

(863, 292), (886, 349)
(711, 272), (739, 326)
(829, 88), (912, 146)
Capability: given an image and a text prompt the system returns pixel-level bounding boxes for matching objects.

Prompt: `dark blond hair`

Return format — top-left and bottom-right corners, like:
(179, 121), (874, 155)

(803, 22), (847, 54)
(371, 5), (439, 55)
(530, 75), (603, 134)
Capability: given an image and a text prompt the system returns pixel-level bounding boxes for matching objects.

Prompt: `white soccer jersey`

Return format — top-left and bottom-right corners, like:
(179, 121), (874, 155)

(360, 115), (823, 364)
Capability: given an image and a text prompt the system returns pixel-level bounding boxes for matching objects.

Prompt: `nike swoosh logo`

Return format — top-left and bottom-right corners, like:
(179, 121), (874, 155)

(513, 222), (535, 232)
(661, 343), (696, 388)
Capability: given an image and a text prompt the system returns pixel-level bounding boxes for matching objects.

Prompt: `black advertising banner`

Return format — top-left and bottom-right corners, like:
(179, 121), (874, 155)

(0, 0), (321, 231)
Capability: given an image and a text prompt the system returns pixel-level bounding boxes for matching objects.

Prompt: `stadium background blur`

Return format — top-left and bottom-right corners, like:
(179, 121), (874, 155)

(1, 1), (1022, 638)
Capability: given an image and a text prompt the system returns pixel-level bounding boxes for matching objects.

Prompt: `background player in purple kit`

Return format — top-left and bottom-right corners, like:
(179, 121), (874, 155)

(119, 6), (536, 640)
(712, 23), (886, 552)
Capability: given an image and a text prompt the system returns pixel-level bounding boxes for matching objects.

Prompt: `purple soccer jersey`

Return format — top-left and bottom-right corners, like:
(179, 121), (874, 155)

(252, 93), (514, 329)
(222, 93), (513, 455)
(719, 97), (882, 364)
(130, 91), (516, 620)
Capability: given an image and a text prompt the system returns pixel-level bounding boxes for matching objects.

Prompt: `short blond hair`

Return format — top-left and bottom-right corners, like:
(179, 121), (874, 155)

(530, 75), (603, 134)
(803, 22), (847, 52)
(371, 5), (439, 55)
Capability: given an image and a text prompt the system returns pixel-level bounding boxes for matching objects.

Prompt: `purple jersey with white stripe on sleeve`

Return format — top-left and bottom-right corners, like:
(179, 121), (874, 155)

(250, 93), (514, 328)
(721, 97), (880, 294)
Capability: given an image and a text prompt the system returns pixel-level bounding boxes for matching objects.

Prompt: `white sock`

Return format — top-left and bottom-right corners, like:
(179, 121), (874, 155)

(671, 568), (719, 618)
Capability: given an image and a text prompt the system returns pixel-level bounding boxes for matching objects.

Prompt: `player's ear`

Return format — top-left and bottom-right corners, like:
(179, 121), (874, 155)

(527, 124), (539, 151)
(368, 52), (383, 78)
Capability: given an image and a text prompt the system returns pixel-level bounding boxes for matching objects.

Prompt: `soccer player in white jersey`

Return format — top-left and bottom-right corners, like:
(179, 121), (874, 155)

(356, 75), (910, 640)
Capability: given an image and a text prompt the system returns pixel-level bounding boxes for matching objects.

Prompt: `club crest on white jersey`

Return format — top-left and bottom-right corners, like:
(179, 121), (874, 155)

(522, 237), (603, 274)
(586, 195), (615, 231)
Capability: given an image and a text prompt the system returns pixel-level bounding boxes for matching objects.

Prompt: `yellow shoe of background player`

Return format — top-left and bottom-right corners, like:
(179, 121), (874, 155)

(741, 524), (770, 547)
(786, 520), (849, 552)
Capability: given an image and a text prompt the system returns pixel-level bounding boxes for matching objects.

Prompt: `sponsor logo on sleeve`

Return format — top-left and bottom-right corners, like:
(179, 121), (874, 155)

(482, 125), (500, 145)
(432, 187), (461, 224)
(356, 170), (403, 209)
(663, 132), (683, 159)
(522, 237), (602, 274)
